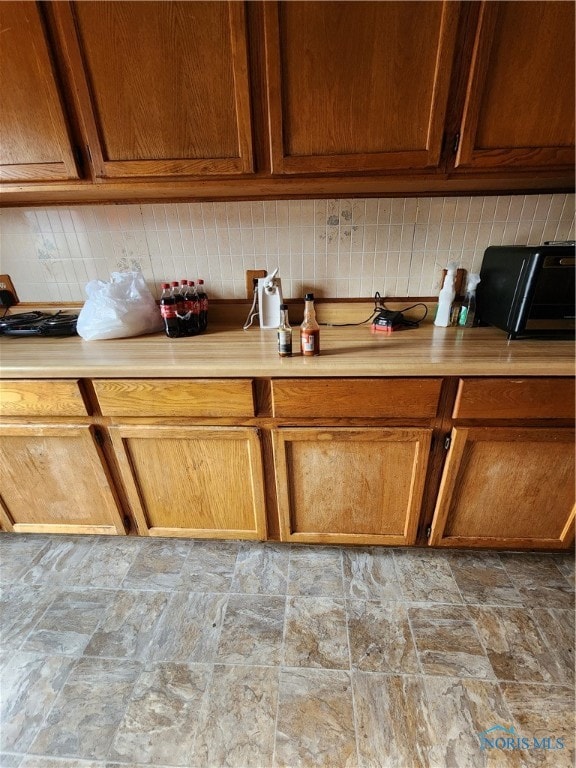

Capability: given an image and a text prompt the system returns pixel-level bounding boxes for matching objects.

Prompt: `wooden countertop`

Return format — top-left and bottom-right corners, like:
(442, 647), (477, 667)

(0, 324), (574, 379)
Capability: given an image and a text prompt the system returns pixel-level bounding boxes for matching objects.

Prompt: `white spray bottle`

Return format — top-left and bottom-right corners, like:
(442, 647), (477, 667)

(434, 262), (458, 327)
(458, 273), (481, 327)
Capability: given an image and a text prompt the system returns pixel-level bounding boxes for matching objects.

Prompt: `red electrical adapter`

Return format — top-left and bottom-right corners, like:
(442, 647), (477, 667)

(371, 309), (404, 333)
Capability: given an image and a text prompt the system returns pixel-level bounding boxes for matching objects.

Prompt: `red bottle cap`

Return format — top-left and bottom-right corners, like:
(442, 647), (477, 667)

(170, 281), (179, 287)
(197, 279), (204, 285)
(180, 279), (188, 285)
(161, 283), (170, 289)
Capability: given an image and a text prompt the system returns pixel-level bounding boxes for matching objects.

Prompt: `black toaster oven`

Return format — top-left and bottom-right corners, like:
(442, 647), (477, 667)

(476, 243), (575, 340)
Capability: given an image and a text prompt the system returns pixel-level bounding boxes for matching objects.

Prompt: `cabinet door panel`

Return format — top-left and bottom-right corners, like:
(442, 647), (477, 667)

(264, 1), (460, 174)
(456, 1), (575, 170)
(55, 0), (253, 178)
(429, 427), (575, 549)
(109, 426), (266, 539)
(273, 428), (431, 545)
(0, 425), (125, 535)
(0, 2), (78, 182)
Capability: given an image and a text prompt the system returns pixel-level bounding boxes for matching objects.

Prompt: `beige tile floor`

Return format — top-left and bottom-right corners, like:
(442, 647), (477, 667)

(0, 534), (574, 768)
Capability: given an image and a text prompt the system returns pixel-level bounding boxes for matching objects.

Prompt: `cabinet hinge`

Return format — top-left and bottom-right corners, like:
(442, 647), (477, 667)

(444, 435), (452, 450)
(93, 427), (105, 447)
(453, 132), (460, 154)
(425, 525), (432, 539)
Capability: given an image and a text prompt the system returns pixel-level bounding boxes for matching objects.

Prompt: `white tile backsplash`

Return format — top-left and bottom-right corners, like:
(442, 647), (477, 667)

(0, 194), (573, 303)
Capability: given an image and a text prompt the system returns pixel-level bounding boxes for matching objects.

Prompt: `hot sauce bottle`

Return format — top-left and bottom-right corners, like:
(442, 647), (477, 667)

(278, 303), (292, 357)
(300, 293), (320, 356)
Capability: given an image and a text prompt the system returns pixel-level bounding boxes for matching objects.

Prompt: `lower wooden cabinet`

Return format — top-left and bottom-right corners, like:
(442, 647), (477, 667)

(272, 427), (432, 545)
(108, 425), (267, 539)
(429, 426), (575, 549)
(1, 375), (573, 551)
(0, 424), (125, 535)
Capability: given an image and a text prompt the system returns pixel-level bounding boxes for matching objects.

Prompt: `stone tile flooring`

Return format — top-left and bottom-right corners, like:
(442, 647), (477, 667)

(0, 534), (574, 768)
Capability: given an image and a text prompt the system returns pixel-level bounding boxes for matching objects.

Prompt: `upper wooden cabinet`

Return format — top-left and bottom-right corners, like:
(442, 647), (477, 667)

(49, 0), (254, 179)
(454, 1), (575, 173)
(0, 2), (78, 182)
(0, 0), (574, 199)
(263, 0), (460, 175)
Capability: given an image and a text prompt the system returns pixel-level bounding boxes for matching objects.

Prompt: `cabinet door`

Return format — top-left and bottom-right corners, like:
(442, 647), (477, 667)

(109, 426), (267, 539)
(0, 425), (125, 535)
(263, 1), (460, 175)
(429, 427), (575, 549)
(51, 1), (253, 178)
(273, 428), (432, 545)
(0, 2), (78, 182)
(455, 1), (575, 171)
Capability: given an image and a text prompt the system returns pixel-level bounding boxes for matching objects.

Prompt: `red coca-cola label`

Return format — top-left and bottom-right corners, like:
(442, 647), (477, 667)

(161, 305), (177, 319)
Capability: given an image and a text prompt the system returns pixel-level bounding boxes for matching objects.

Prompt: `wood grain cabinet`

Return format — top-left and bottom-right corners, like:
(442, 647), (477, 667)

(1, 0), (574, 199)
(271, 378), (440, 545)
(453, 1), (575, 174)
(0, 2), (79, 182)
(48, 0), (254, 179)
(92, 379), (267, 540)
(429, 378), (576, 550)
(108, 425), (267, 539)
(0, 380), (125, 535)
(273, 427), (432, 546)
(263, 0), (460, 175)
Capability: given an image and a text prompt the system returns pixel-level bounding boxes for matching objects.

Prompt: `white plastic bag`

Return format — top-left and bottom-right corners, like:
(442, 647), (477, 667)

(77, 271), (163, 340)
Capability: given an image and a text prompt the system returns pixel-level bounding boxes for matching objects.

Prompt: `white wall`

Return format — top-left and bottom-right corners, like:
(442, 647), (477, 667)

(0, 194), (573, 302)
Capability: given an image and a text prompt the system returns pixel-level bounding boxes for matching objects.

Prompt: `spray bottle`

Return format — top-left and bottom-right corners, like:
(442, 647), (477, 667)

(458, 273), (481, 327)
(434, 261), (458, 327)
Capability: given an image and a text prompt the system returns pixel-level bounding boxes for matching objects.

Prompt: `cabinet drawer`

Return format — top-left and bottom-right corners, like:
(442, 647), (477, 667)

(271, 378), (442, 418)
(453, 378), (575, 420)
(0, 380), (88, 416)
(93, 379), (255, 417)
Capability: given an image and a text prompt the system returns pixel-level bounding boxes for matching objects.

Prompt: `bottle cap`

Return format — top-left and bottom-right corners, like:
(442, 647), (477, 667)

(305, 293), (314, 300)
(280, 303), (288, 310)
(197, 279), (204, 285)
(180, 279), (188, 285)
(161, 282), (169, 289)
(170, 281), (179, 287)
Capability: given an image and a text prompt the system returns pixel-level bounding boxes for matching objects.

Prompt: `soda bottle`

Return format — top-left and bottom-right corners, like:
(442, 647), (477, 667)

(171, 281), (185, 335)
(196, 279), (208, 331)
(179, 280), (192, 337)
(300, 293), (320, 356)
(160, 282), (179, 338)
(187, 281), (201, 335)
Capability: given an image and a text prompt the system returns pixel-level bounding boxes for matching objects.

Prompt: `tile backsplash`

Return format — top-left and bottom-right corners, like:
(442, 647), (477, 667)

(0, 194), (574, 303)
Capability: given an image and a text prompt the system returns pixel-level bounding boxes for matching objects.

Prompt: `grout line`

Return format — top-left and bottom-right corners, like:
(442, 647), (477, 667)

(341, 551), (362, 768)
(270, 592), (289, 768)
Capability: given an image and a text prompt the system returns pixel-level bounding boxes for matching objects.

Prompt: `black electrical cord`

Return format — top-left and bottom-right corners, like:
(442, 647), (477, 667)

(319, 292), (428, 327)
(387, 301), (429, 327)
(318, 292), (384, 327)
